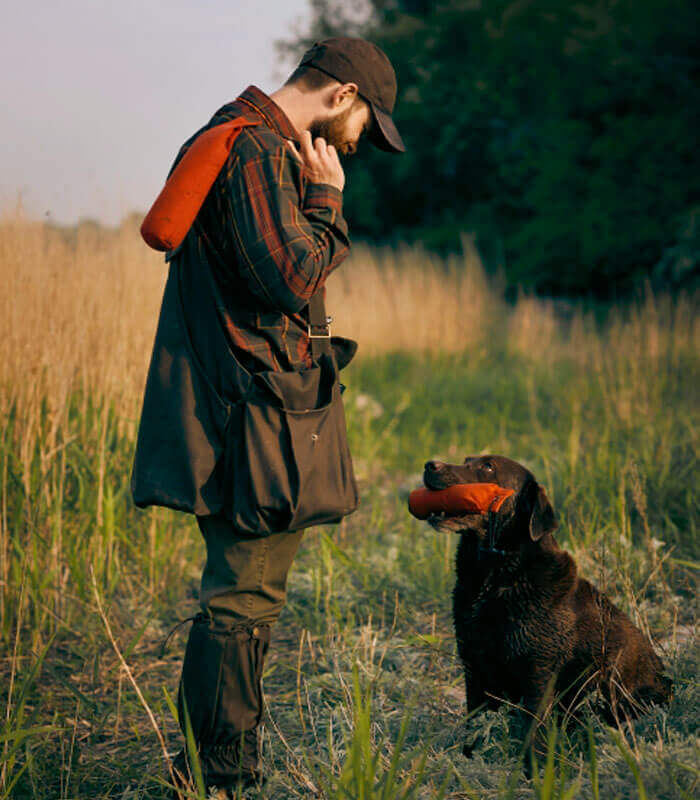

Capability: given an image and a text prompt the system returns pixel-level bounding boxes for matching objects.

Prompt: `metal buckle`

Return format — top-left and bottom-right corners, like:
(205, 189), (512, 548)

(307, 324), (332, 339)
(307, 315), (333, 339)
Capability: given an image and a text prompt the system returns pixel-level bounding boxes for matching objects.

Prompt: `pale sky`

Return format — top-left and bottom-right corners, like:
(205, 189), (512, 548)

(1, 1), (314, 225)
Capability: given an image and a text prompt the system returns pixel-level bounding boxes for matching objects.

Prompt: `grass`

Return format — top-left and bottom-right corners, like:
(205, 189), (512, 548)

(0, 216), (698, 798)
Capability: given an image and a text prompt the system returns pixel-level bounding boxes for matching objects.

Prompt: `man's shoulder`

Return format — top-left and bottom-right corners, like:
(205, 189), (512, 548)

(225, 126), (301, 196)
(208, 96), (294, 162)
(206, 98), (300, 186)
(232, 124), (290, 163)
(206, 105), (286, 159)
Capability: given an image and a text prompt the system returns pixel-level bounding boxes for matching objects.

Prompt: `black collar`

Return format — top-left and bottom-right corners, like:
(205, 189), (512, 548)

(477, 510), (508, 561)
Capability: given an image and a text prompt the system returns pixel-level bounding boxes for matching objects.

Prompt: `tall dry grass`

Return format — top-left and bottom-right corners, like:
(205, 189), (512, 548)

(326, 235), (498, 354)
(0, 217), (164, 428)
(2, 215), (696, 422)
(0, 220), (494, 435)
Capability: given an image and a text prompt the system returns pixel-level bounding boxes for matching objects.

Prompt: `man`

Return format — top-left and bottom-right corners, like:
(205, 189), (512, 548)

(131, 37), (405, 797)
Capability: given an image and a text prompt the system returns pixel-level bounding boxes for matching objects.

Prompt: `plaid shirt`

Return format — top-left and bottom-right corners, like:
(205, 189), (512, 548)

(179, 85), (351, 373)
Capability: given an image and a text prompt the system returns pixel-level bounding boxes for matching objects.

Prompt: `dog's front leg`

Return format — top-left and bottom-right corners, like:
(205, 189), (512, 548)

(466, 670), (487, 712)
(522, 670), (557, 776)
(462, 670), (488, 757)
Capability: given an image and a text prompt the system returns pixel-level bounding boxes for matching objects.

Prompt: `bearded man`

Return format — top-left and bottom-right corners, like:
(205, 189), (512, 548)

(130, 37), (404, 798)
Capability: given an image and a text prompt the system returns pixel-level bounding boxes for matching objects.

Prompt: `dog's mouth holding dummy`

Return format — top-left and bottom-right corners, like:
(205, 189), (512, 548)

(407, 457), (526, 534)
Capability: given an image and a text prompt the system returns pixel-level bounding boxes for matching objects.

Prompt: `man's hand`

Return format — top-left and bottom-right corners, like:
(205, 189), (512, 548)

(287, 131), (345, 192)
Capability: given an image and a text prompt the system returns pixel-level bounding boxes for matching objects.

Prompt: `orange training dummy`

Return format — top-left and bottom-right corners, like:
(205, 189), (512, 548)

(140, 118), (259, 252)
(408, 483), (515, 520)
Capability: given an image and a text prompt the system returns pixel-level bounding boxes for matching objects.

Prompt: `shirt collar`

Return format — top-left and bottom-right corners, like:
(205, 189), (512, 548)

(236, 85), (300, 142)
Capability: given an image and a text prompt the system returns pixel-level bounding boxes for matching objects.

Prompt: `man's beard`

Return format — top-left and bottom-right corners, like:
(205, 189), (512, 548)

(308, 104), (356, 155)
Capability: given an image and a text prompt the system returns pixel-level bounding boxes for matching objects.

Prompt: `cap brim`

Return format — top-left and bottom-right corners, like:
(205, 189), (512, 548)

(368, 103), (406, 153)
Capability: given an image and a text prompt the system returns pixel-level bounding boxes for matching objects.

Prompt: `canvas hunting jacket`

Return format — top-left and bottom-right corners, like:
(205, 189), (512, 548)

(130, 86), (351, 515)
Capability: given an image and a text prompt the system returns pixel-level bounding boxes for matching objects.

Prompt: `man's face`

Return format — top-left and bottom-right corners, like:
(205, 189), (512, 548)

(309, 98), (372, 156)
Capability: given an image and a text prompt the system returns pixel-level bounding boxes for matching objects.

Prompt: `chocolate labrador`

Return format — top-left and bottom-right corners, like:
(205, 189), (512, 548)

(423, 455), (671, 746)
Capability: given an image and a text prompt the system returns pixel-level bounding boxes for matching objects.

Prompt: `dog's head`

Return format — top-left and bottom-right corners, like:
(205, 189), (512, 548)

(422, 454), (557, 549)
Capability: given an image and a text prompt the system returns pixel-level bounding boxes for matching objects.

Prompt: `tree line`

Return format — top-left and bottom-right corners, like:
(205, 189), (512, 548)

(282, 0), (699, 295)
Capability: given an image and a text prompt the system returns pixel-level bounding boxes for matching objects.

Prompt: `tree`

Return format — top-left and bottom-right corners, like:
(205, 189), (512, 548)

(281, 0), (700, 295)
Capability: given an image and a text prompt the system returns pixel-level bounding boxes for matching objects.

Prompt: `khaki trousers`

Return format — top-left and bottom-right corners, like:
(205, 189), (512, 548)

(175, 514), (304, 788)
(197, 513), (304, 624)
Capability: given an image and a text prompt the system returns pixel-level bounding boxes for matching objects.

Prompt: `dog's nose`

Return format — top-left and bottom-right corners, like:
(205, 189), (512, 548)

(425, 460), (445, 472)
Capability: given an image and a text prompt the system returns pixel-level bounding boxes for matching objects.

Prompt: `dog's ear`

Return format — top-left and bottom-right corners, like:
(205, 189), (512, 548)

(529, 484), (558, 541)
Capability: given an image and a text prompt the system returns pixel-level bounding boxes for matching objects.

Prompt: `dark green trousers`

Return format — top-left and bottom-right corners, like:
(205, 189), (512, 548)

(175, 514), (304, 789)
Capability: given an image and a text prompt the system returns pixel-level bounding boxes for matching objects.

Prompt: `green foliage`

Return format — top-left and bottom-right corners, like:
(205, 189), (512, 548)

(309, 665), (451, 799)
(0, 638), (56, 800)
(284, 0), (700, 295)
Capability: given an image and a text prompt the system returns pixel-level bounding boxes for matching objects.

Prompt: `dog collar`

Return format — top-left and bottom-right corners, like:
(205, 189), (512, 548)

(478, 507), (508, 559)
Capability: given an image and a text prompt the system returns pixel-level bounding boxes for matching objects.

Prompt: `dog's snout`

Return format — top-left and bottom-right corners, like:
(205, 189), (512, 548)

(425, 460), (445, 472)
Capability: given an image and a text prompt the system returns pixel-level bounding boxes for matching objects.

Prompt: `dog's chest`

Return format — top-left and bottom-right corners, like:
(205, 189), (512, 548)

(454, 567), (557, 659)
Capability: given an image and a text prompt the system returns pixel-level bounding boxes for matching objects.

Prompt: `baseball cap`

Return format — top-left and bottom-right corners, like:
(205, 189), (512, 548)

(299, 37), (406, 153)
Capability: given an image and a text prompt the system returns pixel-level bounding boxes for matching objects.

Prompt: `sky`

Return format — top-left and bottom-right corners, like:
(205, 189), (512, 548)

(0, 1), (313, 225)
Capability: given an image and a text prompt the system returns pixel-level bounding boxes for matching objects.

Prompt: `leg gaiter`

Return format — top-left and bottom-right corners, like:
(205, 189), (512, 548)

(175, 613), (270, 788)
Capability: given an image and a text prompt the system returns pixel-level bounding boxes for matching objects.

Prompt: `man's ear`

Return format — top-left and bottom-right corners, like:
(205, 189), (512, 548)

(529, 484), (558, 541)
(332, 82), (359, 108)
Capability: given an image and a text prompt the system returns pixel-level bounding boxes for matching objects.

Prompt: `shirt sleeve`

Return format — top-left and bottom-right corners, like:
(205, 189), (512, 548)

(224, 134), (351, 315)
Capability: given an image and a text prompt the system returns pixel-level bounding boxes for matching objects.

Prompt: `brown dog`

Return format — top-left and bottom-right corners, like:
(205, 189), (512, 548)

(423, 455), (671, 742)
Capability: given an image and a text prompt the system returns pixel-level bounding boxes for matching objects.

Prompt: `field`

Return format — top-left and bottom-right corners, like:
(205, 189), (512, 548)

(0, 217), (698, 799)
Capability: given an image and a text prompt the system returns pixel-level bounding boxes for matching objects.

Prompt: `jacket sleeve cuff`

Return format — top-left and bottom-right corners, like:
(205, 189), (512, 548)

(303, 182), (344, 216)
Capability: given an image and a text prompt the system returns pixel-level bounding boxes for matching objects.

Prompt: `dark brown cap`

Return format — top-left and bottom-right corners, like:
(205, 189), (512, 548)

(299, 36), (406, 154)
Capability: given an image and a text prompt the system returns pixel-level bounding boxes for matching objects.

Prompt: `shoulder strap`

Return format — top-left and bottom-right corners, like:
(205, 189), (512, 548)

(196, 220), (333, 364)
(307, 291), (333, 360)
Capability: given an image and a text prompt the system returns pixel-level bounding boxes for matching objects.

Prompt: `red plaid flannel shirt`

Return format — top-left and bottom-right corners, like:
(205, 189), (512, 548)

(186, 85), (351, 372)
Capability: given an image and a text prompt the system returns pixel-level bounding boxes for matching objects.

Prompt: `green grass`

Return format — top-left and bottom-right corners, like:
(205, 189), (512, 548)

(1, 303), (698, 798)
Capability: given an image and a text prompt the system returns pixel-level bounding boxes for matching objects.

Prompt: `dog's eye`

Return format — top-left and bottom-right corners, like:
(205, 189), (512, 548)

(482, 462), (494, 473)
